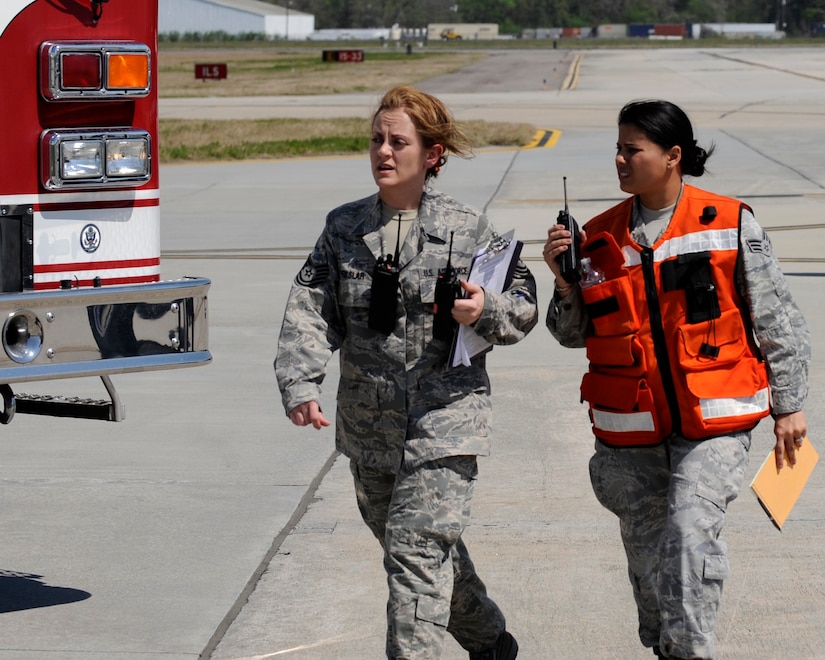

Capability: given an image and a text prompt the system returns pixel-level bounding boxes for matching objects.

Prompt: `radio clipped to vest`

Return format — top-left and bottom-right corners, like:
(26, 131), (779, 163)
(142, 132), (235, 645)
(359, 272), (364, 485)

(368, 214), (402, 334)
(433, 231), (461, 341)
(555, 176), (582, 283)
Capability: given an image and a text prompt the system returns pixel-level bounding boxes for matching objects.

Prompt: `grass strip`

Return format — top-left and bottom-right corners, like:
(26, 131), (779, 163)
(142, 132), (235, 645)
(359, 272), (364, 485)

(159, 118), (536, 163)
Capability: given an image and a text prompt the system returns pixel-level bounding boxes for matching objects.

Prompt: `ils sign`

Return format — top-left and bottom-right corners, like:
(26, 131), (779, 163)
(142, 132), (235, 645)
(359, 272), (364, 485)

(195, 63), (228, 80)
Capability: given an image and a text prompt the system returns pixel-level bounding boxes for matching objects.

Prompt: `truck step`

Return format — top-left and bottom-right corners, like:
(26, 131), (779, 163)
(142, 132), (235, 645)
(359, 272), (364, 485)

(14, 393), (117, 421)
(0, 376), (124, 424)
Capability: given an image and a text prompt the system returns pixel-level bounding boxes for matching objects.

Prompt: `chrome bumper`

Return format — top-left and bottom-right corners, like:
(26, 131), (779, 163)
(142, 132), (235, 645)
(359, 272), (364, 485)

(0, 277), (210, 384)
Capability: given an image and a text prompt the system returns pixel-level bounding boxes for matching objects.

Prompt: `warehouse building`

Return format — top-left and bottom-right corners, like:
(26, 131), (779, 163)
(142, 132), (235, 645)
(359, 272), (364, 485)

(159, 0), (314, 40)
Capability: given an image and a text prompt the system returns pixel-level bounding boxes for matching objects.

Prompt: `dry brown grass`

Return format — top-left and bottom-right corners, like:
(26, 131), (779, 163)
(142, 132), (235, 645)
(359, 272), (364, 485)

(156, 48), (536, 162)
(158, 49), (486, 97)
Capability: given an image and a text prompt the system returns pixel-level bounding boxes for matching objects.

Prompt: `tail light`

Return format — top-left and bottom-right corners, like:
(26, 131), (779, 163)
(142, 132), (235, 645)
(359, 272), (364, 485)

(40, 41), (151, 100)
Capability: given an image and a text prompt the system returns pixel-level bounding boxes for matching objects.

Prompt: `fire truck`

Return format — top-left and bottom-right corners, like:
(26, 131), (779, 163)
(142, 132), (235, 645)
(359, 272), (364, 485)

(0, 0), (210, 424)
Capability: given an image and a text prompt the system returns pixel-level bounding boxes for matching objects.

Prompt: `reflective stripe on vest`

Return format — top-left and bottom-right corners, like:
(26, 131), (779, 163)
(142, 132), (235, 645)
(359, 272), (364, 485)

(593, 409), (655, 433)
(593, 387), (770, 436)
(622, 227), (739, 267)
(700, 387), (770, 420)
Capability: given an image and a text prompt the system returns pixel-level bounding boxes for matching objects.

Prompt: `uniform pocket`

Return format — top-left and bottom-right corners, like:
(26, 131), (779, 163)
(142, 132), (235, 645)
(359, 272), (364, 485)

(415, 593), (450, 627)
(703, 553), (730, 581)
(337, 378), (390, 439)
(414, 368), (490, 440)
(589, 449), (630, 517)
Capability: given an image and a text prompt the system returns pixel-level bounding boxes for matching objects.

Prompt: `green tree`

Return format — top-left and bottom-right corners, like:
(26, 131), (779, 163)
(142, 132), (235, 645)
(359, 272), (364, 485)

(459, 0), (517, 25)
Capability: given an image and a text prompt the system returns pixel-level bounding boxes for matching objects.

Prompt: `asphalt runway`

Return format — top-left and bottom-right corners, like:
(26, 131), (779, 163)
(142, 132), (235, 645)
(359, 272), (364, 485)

(4, 47), (825, 659)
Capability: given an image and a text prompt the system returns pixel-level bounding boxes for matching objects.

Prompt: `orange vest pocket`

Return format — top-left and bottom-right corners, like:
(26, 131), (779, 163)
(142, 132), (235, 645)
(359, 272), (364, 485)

(676, 307), (747, 370)
(581, 371), (663, 446)
(682, 357), (771, 434)
(581, 274), (640, 336)
(586, 334), (647, 376)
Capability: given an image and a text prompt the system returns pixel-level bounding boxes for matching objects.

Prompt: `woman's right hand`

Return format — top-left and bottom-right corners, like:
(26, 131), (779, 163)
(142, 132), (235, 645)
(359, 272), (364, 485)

(543, 224), (587, 285)
(288, 400), (331, 430)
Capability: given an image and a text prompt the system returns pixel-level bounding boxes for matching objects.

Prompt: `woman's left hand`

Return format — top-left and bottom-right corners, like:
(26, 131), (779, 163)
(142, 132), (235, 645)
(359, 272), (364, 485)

(774, 410), (808, 469)
(452, 280), (485, 326)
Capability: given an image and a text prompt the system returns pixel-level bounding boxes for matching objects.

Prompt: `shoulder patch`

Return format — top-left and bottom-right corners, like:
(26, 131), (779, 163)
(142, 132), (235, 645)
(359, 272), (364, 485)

(295, 255), (330, 287)
(511, 262), (530, 280)
(746, 231), (773, 257)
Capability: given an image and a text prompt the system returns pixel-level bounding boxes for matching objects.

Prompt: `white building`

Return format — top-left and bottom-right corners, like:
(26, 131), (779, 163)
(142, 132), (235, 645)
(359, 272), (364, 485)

(159, 0), (314, 40)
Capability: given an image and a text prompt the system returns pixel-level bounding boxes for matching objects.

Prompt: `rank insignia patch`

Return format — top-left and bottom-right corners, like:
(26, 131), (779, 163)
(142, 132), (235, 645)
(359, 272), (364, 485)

(746, 231), (773, 256)
(295, 256), (329, 287)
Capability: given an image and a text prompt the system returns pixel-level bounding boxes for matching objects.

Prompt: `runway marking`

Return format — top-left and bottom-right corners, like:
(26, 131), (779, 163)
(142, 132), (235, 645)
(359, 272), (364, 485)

(523, 129), (561, 149)
(561, 52), (583, 90)
(707, 51), (825, 83)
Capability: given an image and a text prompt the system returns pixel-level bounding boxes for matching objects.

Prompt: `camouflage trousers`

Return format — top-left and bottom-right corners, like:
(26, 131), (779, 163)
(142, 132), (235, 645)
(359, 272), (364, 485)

(351, 456), (507, 659)
(589, 432), (751, 660)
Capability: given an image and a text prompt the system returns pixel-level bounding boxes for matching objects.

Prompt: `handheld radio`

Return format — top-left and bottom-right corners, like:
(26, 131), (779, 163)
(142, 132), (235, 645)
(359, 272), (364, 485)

(433, 231), (460, 341)
(555, 176), (582, 283)
(368, 216), (402, 334)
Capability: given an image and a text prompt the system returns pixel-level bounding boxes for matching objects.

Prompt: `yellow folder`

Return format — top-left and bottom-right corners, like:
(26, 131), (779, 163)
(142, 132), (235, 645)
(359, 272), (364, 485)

(750, 436), (818, 530)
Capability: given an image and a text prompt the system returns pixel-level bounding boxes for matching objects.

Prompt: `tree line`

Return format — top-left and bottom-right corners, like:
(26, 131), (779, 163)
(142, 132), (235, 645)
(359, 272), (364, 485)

(266, 0), (825, 37)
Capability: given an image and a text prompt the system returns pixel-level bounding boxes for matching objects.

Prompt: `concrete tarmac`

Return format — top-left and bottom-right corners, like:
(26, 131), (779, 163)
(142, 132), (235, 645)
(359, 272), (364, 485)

(2, 48), (824, 659)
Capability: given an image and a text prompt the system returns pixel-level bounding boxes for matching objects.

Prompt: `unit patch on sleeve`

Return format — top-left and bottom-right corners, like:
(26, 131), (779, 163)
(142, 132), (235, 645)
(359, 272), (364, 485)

(295, 255), (330, 287)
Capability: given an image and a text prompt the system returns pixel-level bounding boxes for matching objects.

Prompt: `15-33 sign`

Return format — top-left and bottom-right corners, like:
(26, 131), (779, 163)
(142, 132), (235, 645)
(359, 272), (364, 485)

(322, 50), (364, 63)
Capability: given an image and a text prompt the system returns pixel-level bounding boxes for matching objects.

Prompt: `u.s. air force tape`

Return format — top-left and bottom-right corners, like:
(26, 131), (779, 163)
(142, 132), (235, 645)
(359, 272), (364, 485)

(295, 256), (330, 287)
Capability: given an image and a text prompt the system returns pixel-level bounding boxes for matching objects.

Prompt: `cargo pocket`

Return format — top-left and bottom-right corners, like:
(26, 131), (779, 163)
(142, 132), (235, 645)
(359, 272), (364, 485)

(415, 593), (450, 627)
(589, 448), (630, 517)
(581, 371), (661, 446)
(703, 554), (730, 581)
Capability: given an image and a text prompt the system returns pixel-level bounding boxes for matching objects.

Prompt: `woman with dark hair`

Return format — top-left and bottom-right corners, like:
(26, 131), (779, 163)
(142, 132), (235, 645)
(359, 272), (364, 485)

(542, 99), (810, 659)
(275, 85), (534, 659)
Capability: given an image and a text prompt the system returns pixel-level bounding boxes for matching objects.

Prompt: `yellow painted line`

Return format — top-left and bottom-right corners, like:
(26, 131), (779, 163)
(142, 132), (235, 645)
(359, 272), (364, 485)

(523, 128), (561, 149)
(561, 53), (583, 90)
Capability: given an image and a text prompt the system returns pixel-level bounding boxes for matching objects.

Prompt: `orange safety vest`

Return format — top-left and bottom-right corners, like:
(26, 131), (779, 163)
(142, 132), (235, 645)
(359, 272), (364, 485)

(579, 184), (770, 447)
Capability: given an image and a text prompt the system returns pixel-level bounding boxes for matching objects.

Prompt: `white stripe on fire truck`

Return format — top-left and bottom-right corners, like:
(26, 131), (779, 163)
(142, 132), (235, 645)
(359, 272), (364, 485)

(0, 189), (159, 207)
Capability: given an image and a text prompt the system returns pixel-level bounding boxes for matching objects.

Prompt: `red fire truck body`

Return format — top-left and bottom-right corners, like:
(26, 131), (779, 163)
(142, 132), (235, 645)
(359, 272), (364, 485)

(0, 0), (210, 423)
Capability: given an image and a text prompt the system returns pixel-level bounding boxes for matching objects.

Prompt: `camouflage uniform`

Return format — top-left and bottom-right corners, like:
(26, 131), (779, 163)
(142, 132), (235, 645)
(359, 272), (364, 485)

(276, 190), (538, 658)
(547, 205), (810, 659)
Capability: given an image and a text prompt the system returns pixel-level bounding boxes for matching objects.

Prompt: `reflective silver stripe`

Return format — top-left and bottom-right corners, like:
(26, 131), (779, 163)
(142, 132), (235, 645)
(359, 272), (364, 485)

(700, 387), (770, 420)
(592, 409), (655, 433)
(656, 228), (738, 261)
(622, 228), (739, 267)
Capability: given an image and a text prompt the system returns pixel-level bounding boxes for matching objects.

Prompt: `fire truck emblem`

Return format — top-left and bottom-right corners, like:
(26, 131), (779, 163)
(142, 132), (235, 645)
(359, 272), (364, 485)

(81, 224), (101, 253)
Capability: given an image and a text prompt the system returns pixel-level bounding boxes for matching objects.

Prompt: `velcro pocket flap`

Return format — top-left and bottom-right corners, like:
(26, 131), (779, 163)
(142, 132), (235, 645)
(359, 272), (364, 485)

(586, 334), (646, 375)
(677, 307), (746, 369)
(581, 371), (641, 410)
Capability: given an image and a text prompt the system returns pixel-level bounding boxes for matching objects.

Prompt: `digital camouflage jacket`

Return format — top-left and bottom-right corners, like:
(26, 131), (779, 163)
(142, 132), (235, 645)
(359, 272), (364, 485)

(276, 190), (538, 470)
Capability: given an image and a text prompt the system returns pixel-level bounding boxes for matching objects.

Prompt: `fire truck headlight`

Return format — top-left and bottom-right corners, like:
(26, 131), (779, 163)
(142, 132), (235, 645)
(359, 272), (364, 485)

(61, 140), (104, 179)
(106, 138), (149, 177)
(43, 129), (151, 190)
(3, 311), (43, 364)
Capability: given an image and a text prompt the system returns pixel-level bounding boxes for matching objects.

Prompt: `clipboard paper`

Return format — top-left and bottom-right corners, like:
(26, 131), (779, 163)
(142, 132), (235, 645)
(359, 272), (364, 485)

(750, 436), (818, 530)
(450, 231), (523, 368)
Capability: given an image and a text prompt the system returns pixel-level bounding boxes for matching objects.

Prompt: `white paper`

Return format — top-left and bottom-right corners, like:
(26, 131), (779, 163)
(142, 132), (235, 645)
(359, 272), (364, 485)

(451, 231), (520, 367)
